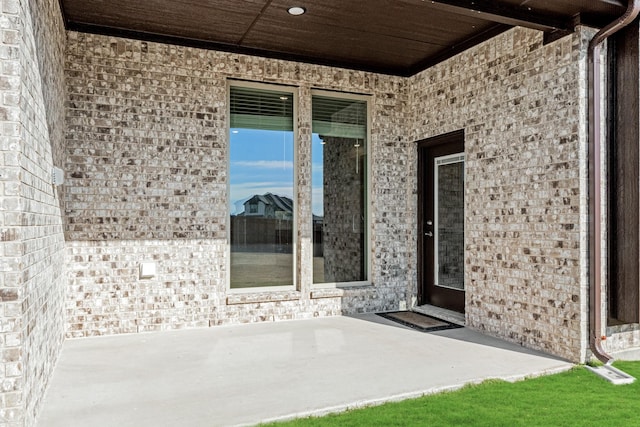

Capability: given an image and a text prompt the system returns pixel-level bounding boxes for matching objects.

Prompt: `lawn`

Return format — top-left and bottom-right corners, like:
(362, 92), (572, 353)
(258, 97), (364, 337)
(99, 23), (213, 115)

(265, 361), (640, 427)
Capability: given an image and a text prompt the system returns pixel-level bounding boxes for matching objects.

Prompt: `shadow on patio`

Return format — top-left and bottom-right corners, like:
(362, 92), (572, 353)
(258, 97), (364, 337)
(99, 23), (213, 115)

(37, 315), (572, 427)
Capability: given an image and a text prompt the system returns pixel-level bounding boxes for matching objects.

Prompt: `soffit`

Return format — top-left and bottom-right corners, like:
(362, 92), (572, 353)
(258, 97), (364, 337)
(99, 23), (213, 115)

(59, 0), (627, 76)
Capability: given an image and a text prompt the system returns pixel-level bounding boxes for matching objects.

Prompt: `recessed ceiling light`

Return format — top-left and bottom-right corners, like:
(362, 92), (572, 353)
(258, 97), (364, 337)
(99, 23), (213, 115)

(287, 6), (306, 16)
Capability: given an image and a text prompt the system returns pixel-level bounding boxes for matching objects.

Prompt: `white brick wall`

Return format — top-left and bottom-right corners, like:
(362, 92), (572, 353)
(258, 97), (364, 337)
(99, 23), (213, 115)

(2, 4), (639, 423)
(1, 0), (28, 423)
(61, 28), (613, 363)
(64, 32), (411, 337)
(408, 27), (591, 361)
(0, 0), (66, 425)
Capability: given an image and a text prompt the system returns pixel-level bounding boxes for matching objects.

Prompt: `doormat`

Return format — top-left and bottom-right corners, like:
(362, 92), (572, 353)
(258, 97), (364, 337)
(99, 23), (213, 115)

(377, 311), (463, 332)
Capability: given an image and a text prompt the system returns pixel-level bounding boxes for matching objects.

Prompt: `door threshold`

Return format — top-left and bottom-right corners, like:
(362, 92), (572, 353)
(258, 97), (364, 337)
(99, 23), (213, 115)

(413, 304), (465, 327)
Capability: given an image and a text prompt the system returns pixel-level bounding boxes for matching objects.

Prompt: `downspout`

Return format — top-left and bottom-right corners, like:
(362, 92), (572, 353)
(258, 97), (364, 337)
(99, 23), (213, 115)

(588, 0), (640, 364)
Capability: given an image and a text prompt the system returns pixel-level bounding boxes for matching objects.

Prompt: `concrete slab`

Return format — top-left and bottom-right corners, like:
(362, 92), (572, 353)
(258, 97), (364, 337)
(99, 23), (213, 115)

(37, 315), (572, 427)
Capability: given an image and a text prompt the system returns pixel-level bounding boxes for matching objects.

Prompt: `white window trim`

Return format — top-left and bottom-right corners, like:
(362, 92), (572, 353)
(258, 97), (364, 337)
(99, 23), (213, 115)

(310, 89), (372, 290)
(226, 80), (299, 294)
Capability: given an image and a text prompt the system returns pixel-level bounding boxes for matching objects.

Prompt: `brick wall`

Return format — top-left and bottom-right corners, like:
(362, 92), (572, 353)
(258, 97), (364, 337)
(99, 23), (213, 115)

(64, 32), (410, 337)
(0, 0), (67, 425)
(0, 0), (24, 421)
(0, 5), (636, 422)
(63, 25), (638, 362)
(408, 27), (591, 362)
(607, 324), (640, 353)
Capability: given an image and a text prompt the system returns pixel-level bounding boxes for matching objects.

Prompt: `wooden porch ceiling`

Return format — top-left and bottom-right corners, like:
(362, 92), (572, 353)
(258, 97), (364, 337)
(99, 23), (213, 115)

(59, 0), (626, 76)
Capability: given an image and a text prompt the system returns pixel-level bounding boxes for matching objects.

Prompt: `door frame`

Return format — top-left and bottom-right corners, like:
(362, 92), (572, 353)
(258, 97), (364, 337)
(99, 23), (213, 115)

(417, 129), (465, 311)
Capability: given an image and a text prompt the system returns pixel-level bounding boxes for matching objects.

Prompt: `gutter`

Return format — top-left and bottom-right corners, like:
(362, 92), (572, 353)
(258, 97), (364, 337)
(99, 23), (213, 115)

(588, 0), (640, 364)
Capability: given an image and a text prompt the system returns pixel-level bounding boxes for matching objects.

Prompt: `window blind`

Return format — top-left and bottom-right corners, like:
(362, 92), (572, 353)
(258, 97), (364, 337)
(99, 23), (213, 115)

(312, 96), (366, 139)
(230, 86), (294, 131)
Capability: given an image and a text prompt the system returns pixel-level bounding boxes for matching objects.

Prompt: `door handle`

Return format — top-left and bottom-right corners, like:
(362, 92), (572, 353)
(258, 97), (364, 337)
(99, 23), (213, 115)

(425, 231), (433, 237)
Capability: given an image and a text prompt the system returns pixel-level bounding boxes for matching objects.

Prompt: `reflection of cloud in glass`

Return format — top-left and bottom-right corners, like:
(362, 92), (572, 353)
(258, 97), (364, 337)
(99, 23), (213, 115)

(311, 136), (325, 217)
(230, 127), (295, 215)
(233, 160), (293, 169)
(311, 162), (323, 215)
(312, 187), (324, 216)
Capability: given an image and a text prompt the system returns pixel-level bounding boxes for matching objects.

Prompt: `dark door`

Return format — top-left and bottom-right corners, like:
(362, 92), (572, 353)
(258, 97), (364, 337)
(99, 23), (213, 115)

(418, 130), (465, 313)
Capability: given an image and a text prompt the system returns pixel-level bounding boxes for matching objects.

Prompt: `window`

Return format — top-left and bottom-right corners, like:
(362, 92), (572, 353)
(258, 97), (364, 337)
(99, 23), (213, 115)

(229, 84), (295, 289)
(311, 93), (368, 284)
(434, 153), (465, 290)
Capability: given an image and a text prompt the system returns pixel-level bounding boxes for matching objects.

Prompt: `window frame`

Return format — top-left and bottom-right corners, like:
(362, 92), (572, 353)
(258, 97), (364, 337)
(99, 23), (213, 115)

(226, 80), (299, 293)
(310, 89), (372, 289)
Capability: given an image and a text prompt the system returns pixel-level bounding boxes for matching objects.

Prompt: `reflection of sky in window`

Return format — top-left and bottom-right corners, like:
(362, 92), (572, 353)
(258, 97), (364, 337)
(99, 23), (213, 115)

(230, 129), (294, 215)
(229, 129), (326, 216)
(312, 134), (324, 217)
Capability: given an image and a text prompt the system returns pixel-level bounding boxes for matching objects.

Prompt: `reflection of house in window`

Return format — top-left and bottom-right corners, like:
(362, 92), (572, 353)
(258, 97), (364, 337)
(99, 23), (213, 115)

(231, 193), (295, 257)
(238, 193), (293, 220)
(229, 84), (295, 288)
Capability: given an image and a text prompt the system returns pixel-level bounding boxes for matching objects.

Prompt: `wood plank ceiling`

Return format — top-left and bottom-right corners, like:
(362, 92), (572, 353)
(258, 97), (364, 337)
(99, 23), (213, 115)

(60, 0), (626, 76)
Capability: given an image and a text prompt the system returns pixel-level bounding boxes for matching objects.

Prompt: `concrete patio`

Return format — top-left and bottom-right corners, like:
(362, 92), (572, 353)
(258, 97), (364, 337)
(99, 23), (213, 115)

(36, 314), (573, 427)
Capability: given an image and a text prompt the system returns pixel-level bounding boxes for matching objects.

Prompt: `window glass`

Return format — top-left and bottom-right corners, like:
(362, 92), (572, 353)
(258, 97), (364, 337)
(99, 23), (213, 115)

(435, 155), (465, 290)
(229, 86), (295, 288)
(311, 95), (367, 283)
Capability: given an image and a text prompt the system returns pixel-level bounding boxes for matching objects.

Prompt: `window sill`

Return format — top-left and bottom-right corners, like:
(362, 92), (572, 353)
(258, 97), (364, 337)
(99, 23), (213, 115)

(226, 290), (301, 305)
(312, 281), (371, 290)
(310, 288), (345, 299)
(310, 282), (372, 299)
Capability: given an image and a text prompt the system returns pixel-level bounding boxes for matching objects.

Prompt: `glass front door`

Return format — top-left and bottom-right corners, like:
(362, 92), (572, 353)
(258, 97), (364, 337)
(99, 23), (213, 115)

(418, 131), (465, 313)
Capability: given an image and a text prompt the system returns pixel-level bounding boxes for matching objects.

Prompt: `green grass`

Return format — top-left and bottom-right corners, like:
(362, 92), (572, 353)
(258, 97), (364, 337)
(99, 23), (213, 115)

(265, 362), (640, 427)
